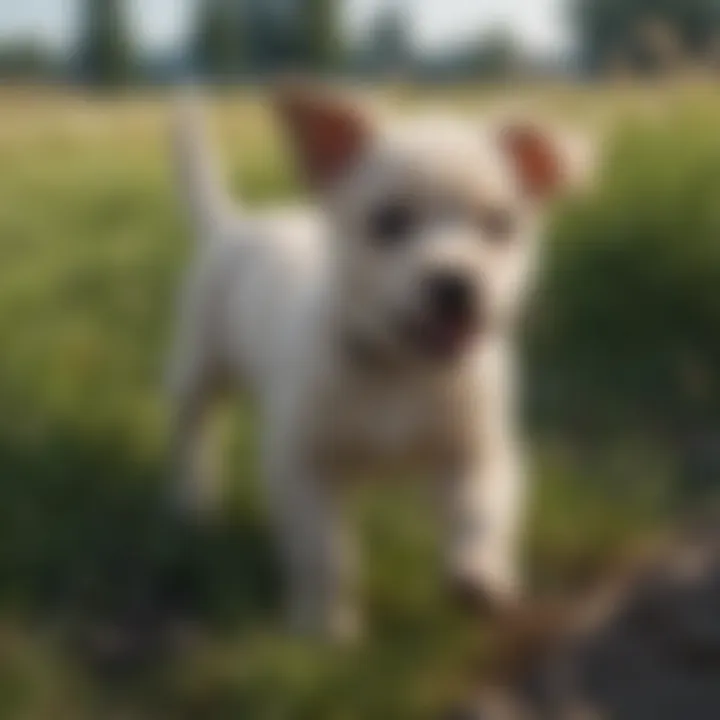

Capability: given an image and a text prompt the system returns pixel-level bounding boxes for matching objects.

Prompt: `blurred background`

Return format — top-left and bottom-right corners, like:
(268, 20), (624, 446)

(1, 1), (719, 719)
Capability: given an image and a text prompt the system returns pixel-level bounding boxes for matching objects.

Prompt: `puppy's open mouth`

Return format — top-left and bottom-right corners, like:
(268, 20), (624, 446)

(399, 314), (481, 362)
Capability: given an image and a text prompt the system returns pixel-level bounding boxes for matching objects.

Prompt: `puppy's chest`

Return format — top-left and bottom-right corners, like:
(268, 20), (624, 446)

(310, 380), (471, 471)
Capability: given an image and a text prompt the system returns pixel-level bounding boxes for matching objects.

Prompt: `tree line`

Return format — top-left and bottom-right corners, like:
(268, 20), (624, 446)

(75, 0), (343, 86)
(2, 0), (720, 85)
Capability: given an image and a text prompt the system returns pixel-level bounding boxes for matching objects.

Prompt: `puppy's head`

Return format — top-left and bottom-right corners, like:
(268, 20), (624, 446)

(276, 83), (591, 365)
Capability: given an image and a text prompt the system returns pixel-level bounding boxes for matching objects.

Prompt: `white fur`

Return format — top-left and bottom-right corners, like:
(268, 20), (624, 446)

(167, 91), (575, 640)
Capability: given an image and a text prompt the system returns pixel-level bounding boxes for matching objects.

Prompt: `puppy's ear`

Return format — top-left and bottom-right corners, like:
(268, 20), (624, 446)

(500, 122), (596, 201)
(274, 81), (373, 188)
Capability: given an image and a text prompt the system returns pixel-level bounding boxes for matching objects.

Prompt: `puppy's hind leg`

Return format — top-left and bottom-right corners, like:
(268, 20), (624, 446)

(168, 379), (223, 520)
(166, 302), (227, 520)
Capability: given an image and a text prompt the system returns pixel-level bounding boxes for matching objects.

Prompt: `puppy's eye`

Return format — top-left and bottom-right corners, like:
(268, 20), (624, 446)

(369, 202), (417, 246)
(478, 207), (516, 243)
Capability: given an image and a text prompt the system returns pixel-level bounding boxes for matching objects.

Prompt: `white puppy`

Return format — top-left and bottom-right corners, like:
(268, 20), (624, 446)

(169, 84), (588, 640)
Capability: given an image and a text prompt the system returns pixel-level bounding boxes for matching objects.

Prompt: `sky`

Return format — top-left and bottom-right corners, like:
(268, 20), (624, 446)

(0, 0), (570, 56)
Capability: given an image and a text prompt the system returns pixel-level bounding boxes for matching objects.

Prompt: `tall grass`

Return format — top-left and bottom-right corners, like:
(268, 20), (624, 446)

(0, 86), (717, 719)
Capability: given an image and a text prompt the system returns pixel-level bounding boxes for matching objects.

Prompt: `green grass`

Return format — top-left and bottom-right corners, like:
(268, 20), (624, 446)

(0, 86), (709, 719)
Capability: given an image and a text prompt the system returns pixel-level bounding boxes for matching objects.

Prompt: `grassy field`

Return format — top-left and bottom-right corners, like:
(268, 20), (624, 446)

(0, 84), (717, 719)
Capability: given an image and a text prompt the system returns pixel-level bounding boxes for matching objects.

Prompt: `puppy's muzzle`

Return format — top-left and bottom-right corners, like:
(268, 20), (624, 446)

(401, 271), (485, 361)
(425, 272), (478, 326)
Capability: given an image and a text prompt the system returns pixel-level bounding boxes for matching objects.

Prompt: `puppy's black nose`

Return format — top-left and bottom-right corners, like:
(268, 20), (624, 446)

(426, 272), (475, 321)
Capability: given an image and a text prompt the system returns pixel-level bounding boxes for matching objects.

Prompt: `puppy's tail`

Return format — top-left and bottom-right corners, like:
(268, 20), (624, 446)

(171, 89), (234, 244)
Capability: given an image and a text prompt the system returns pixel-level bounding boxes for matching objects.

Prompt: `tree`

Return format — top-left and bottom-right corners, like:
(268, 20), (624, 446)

(367, 2), (411, 77)
(469, 27), (521, 78)
(193, 0), (243, 79)
(245, 0), (299, 73)
(190, 0), (339, 78)
(78, 0), (133, 87)
(0, 39), (55, 80)
(573, 0), (720, 75)
(300, 0), (341, 71)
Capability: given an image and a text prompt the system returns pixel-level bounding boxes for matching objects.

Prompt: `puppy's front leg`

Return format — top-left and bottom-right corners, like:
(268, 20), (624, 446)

(445, 439), (525, 612)
(266, 453), (359, 642)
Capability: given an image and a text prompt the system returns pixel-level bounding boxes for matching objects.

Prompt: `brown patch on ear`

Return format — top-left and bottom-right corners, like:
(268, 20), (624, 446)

(501, 124), (564, 200)
(274, 80), (371, 188)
